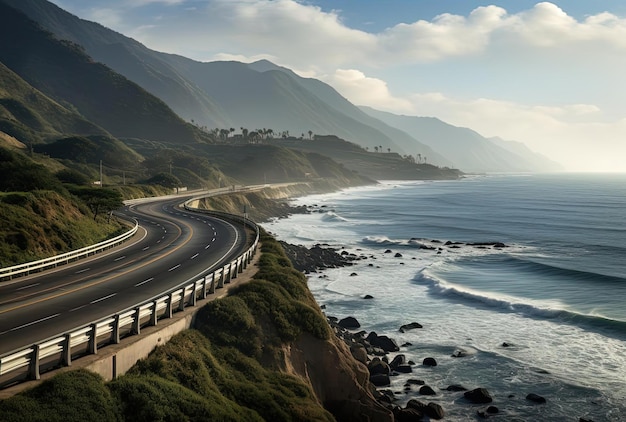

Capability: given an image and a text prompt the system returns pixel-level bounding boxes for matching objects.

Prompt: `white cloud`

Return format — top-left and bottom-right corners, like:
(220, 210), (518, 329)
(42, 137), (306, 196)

(322, 69), (413, 112)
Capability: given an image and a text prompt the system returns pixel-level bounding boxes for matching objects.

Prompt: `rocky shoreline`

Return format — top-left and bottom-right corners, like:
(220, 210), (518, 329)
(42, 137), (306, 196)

(279, 240), (597, 422)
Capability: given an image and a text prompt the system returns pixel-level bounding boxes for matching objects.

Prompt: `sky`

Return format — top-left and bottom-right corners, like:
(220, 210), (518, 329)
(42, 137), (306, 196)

(49, 0), (626, 172)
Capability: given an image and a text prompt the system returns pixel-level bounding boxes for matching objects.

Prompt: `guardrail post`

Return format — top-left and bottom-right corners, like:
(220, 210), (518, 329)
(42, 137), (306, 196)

(88, 323), (98, 354)
(190, 281), (197, 307)
(150, 301), (158, 326)
(29, 345), (41, 380)
(178, 289), (186, 312)
(201, 276), (208, 299)
(112, 314), (121, 344)
(217, 269), (225, 289)
(166, 293), (174, 318)
(208, 272), (216, 294)
(133, 308), (141, 335)
(224, 264), (232, 284)
(62, 333), (71, 367)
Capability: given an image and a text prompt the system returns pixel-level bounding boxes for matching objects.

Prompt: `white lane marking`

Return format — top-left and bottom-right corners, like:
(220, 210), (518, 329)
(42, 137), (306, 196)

(114, 256), (126, 261)
(91, 293), (117, 304)
(212, 237), (216, 242)
(142, 246), (150, 251)
(16, 283), (40, 291)
(9, 314), (60, 332)
(191, 253), (199, 260)
(135, 277), (154, 287)
(69, 305), (87, 312)
(168, 264), (181, 272)
(205, 244), (211, 249)
(75, 268), (90, 274)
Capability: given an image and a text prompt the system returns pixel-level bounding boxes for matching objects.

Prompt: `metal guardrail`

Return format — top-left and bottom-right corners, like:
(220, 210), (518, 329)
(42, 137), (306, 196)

(0, 201), (260, 389)
(0, 222), (139, 282)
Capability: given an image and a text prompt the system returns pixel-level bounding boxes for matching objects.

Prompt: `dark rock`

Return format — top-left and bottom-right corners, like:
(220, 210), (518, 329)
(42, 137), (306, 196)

(278, 241), (356, 273)
(389, 354), (406, 370)
(370, 335), (400, 353)
(407, 360), (415, 365)
(422, 357), (437, 367)
(464, 388), (493, 404)
(406, 379), (425, 385)
(399, 322), (423, 332)
(395, 364), (413, 373)
(526, 393), (547, 404)
(579, 418), (595, 422)
(338, 316), (360, 329)
(401, 342), (413, 347)
(419, 385), (436, 395)
(363, 294), (374, 299)
(394, 252), (403, 257)
(445, 384), (467, 392)
(368, 358), (390, 376)
(369, 373), (391, 387)
(426, 402), (445, 420)
(384, 249), (393, 253)
(395, 407), (423, 422)
(486, 406), (499, 414)
(502, 342), (511, 347)
(349, 272), (358, 276)
(405, 399), (427, 413)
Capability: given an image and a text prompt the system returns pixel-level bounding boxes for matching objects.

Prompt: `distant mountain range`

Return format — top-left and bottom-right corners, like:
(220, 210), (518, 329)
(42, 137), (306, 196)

(360, 107), (563, 173)
(0, 0), (562, 173)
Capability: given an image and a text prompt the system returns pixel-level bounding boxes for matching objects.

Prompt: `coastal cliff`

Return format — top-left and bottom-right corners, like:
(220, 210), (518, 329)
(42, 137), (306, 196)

(0, 191), (391, 421)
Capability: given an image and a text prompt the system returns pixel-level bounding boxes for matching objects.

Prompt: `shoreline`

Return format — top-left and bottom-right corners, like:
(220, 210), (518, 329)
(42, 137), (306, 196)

(266, 183), (611, 422)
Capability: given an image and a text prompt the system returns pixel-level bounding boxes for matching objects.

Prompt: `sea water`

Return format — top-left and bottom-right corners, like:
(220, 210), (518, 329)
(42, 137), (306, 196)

(266, 174), (626, 421)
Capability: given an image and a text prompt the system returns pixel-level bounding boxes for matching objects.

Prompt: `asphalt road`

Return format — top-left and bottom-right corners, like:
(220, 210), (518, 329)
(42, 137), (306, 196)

(0, 196), (249, 356)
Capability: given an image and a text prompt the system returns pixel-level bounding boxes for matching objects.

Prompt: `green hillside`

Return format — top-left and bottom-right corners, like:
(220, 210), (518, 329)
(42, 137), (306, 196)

(0, 2), (206, 145)
(0, 61), (107, 144)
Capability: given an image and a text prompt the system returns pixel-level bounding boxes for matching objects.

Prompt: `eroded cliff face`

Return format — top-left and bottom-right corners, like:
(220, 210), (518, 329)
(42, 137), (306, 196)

(278, 333), (393, 422)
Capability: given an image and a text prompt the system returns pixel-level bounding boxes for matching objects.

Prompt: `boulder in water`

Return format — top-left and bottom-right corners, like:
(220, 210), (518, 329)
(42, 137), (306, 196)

(338, 316), (360, 329)
(526, 393), (547, 404)
(464, 388), (493, 404)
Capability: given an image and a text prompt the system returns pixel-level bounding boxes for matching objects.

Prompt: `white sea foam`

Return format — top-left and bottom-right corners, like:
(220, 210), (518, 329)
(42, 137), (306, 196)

(267, 177), (626, 420)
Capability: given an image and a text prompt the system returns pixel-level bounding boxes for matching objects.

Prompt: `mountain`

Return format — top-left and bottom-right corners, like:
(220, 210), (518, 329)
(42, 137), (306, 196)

(1, 0), (231, 129)
(4, 0), (452, 163)
(246, 60), (451, 166)
(0, 1), (205, 144)
(0, 61), (107, 144)
(360, 106), (562, 173)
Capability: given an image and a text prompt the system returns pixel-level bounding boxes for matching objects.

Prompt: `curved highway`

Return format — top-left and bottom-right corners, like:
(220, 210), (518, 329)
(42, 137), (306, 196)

(0, 196), (249, 356)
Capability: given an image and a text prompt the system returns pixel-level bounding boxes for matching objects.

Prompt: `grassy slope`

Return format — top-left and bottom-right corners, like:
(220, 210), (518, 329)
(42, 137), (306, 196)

(0, 2), (205, 145)
(0, 231), (354, 421)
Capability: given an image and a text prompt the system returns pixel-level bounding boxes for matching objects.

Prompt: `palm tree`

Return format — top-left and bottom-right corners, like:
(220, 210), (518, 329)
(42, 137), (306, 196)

(308, 130), (313, 139)
(374, 146), (379, 153)
(387, 148), (391, 153)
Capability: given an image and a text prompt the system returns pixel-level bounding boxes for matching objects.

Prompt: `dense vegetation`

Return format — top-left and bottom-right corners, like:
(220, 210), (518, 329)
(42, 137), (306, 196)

(0, 145), (125, 265)
(0, 231), (337, 422)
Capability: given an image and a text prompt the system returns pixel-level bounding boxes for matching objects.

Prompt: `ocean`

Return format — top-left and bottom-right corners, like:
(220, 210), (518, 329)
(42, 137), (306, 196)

(266, 174), (626, 421)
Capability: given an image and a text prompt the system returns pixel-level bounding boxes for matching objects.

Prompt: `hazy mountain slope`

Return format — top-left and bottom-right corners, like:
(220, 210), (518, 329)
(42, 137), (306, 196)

(0, 61), (108, 144)
(163, 57), (413, 153)
(1, 0), (230, 128)
(247, 60), (451, 166)
(488, 136), (562, 171)
(361, 106), (562, 172)
(0, 2), (203, 144)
